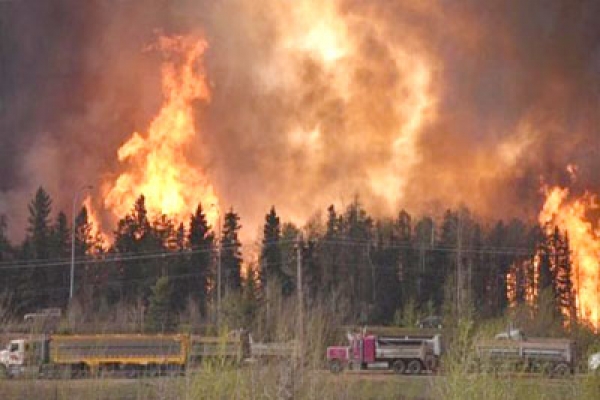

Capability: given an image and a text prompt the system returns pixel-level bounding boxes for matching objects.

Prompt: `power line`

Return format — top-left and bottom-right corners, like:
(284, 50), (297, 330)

(0, 237), (547, 271)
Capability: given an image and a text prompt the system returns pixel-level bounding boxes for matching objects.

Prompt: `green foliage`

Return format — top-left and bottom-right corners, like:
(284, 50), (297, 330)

(183, 203), (214, 316)
(145, 276), (176, 333)
(220, 208), (242, 293)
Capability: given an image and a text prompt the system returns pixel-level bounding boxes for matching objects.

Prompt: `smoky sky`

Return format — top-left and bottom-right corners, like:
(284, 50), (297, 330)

(1, 0), (600, 241)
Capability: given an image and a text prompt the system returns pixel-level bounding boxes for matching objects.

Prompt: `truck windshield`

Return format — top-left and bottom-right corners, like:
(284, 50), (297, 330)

(9, 343), (18, 352)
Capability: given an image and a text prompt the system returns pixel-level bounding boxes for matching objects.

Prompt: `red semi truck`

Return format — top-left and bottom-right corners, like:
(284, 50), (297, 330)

(327, 332), (441, 374)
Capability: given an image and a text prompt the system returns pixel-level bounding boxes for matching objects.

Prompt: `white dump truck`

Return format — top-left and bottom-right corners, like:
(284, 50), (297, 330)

(475, 329), (576, 376)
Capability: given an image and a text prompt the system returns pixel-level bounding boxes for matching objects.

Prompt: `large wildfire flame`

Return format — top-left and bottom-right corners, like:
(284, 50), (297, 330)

(538, 183), (600, 329)
(103, 35), (219, 228)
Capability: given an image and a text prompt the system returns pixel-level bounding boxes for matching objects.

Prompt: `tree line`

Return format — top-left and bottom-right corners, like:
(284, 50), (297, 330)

(0, 187), (580, 331)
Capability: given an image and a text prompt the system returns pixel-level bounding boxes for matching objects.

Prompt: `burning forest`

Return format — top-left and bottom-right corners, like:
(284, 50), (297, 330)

(1, 0), (600, 337)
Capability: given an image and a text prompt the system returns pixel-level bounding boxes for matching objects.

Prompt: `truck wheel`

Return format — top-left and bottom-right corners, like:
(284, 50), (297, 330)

(329, 360), (343, 374)
(392, 360), (406, 375)
(407, 360), (423, 375)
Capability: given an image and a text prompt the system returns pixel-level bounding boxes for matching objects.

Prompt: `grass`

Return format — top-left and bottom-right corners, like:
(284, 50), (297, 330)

(4, 365), (600, 400)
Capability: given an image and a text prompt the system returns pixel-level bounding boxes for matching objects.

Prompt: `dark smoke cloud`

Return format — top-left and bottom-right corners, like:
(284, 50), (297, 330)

(1, 0), (600, 241)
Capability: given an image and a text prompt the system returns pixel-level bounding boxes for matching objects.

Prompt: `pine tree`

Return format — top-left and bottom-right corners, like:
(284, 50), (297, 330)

(260, 207), (285, 294)
(433, 210), (458, 310)
(370, 220), (402, 324)
(414, 216), (435, 307)
(241, 264), (259, 328)
(186, 204), (214, 316)
(279, 222), (299, 296)
(396, 210), (413, 305)
(220, 209), (242, 293)
(321, 205), (341, 294)
(0, 215), (13, 298)
(302, 237), (320, 301)
(48, 212), (70, 307)
(145, 276), (176, 332)
(23, 187), (53, 308)
(341, 197), (373, 316)
(113, 195), (163, 303)
(27, 186), (52, 260)
(75, 207), (96, 256)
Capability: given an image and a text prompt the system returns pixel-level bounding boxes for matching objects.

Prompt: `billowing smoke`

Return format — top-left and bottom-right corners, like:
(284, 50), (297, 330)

(1, 0), (599, 241)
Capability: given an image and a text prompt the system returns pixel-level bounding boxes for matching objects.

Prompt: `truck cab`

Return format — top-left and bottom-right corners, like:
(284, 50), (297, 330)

(0, 338), (47, 378)
(0, 340), (27, 377)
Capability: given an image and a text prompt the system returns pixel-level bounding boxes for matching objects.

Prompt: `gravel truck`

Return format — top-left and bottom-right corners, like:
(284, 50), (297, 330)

(327, 332), (441, 374)
(0, 334), (188, 378)
(475, 329), (576, 376)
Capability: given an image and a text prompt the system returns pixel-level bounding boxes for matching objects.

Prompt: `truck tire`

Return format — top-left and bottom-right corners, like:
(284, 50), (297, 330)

(392, 360), (406, 375)
(407, 360), (423, 375)
(329, 360), (343, 374)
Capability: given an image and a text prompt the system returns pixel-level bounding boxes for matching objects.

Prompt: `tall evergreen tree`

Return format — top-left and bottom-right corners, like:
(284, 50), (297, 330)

(145, 276), (176, 333)
(75, 207), (94, 256)
(22, 187), (53, 308)
(48, 212), (70, 306)
(0, 215), (13, 298)
(320, 205), (342, 294)
(433, 209), (459, 310)
(260, 207), (286, 294)
(220, 209), (242, 293)
(341, 198), (373, 316)
(279, 222), (300, 296)
(27, 186), (52, 260)
(371, 220), (402, 324)
(396, 210), (414, 304)
(414, 216), (435, 307)
(186, 204), (214, 316)
(113, 195), (163, 303)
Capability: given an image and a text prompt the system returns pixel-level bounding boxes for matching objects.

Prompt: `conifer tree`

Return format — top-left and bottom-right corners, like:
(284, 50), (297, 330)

(396, 210), (414, 304)
(341, 198), (373, 314)
(145, 276), (176, 332)
(0, 215), (12, 298)
(48, 212), (70, 306)
(75, 207), (94, 256)
(27, 186), (52, 260)
(113, 195), (162, 303)
(220, 208), (242, 293)
(321, 205), (342, 293)
(260, 207), (284, 293)
(186, 204), (214, 315)
(23, 187), (53, 308)
(414, 216), (435, 307)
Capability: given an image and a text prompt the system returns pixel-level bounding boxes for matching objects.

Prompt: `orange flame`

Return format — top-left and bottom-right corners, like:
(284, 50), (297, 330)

(83, 195), (105, 250)
(539, 184), (600, 329)
(103, 35), (220, 228)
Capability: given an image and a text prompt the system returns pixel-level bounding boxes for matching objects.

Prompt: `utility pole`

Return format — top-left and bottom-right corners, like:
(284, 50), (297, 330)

(296, 233), (304, 385)
(217, 210), (222, 329)
(296, 233), (303, 340)
(456, 214), (462, 319)
(210, 204), (222, 329)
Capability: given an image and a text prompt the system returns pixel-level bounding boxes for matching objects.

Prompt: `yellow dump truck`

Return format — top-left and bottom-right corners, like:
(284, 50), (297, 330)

(1, 334), (188, 378)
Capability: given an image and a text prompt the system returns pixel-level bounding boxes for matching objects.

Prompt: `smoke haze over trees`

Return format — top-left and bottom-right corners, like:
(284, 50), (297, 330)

(1, 0), (600, 241)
